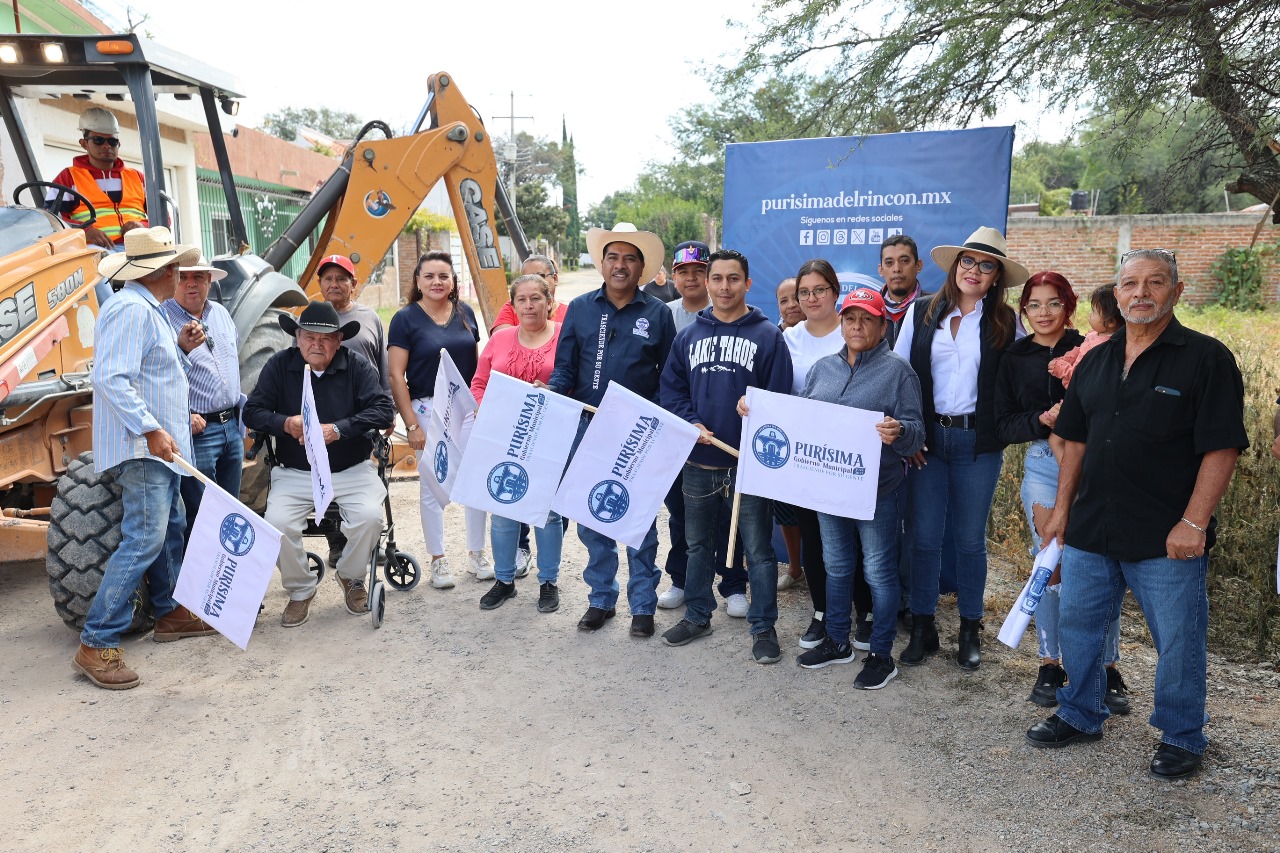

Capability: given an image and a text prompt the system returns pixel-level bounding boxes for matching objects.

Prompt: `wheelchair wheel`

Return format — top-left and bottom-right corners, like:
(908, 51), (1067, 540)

(385, 552), (421, 591)
(370, 581), (386, 629)
(306, 551), (326, 582)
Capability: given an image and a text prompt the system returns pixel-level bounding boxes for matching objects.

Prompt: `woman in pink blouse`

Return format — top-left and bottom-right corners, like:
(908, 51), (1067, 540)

(470, 274), (564, 614)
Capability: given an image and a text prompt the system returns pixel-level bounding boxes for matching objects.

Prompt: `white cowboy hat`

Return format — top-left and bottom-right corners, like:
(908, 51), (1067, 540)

(586, 222), (665, 287)
(179, 253), (227, 283)
(98, 226), (200, 282)
(930, 226), (1030, 288)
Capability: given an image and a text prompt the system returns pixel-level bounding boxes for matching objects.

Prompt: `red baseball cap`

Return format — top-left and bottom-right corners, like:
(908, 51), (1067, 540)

(838, 287), (887, 317)
(317, 254), (356, 278)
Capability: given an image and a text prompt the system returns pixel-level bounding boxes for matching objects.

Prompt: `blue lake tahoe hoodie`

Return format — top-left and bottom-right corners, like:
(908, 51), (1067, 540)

(660, 306), (794, 468)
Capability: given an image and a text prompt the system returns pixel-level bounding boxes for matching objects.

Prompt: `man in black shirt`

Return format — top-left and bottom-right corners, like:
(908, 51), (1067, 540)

(244, 301), (395, 627)
(1025, 249), (1247, 781)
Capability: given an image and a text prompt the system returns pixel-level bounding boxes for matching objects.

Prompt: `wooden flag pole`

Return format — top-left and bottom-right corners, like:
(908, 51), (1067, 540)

(725, 489), (743, 570)
(171, 453), (214, 487)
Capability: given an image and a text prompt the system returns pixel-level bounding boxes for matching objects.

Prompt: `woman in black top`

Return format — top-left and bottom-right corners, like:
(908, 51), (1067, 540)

(995, 271), (1127, 713)
(388, 251), (487, 591)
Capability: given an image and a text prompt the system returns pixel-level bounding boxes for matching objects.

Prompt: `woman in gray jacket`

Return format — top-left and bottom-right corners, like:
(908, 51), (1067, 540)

(798, 287), (924, 689)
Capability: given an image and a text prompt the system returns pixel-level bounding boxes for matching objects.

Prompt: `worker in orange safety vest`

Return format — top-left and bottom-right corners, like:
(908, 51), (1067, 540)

(50, 107), (148, 249)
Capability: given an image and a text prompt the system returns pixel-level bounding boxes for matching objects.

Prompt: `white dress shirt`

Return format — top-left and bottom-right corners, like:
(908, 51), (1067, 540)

(892, 300), (984, 416)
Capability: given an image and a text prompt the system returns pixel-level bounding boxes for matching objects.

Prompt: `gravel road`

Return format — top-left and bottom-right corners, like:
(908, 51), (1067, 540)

(1, 472), (1277, 852)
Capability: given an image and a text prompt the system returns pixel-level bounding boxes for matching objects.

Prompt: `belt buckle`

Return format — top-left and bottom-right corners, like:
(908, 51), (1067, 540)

(939, 414), (953, 428)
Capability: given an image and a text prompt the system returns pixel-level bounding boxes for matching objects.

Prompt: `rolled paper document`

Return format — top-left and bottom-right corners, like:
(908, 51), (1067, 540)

(998, 539), (1064, 649)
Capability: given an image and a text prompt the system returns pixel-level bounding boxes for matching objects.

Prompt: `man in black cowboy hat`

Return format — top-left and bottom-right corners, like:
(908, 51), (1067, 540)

(243, 301), (395, 627)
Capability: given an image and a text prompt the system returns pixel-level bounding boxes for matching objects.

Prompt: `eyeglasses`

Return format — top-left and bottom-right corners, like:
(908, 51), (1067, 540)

(1025, 301), (1065, 314)
(672, 244), (709, 265)
(1121, 248), (1177, 264)
(200, 322), (215, 351)
(87, 135), (120, 147)
(959, 256), (999, 275)
(797, 285), (834, 300)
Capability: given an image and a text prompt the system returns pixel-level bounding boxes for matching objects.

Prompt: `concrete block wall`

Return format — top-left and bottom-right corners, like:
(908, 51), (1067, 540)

(1007, 213), (1280, 304)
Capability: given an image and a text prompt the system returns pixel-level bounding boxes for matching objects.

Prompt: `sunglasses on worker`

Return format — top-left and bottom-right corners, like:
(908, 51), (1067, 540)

(85, 135), (120, 147)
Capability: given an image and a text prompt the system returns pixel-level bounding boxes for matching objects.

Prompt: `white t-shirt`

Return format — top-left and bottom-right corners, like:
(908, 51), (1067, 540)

(784, 321), (844, 394)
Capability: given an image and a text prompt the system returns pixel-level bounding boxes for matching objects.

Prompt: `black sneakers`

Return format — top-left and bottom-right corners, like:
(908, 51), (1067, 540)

(852, 612), (872, 651)
(854, 653), (898, 690)
(1105, 667), (1131, 715)
(479, 579), (516, 610)
(1030, 663), (1067, 707)
(798, 615), (826, 650)
(662, 619), (713, 646)
(797, 636), (856, 669)
(752, 629), (782, 664)
(537, 582), (560, 613)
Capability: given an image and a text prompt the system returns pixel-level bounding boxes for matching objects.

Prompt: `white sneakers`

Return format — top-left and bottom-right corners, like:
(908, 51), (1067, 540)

(430, 556), (455, 589)
(657, 586), (685, 609)
(469, 550), (494, 580)
(777, 570), (802, 591)
(725, 593), (749, 618)
(515, 547), (532, 579)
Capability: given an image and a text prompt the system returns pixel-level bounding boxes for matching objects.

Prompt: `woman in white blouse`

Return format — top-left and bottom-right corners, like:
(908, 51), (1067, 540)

(893, 227), (1027, 672)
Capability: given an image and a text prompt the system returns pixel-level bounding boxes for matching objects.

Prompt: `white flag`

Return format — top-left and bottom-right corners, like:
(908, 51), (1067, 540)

(301, 365), (333, 518)
(173, 481), (282, 650)
(736, 386), (882, 519)
(453, 372), (584, 525)
(998, 539), (1063, 649)
(552, 381), (698, 549)
(422, 349), (479, 507)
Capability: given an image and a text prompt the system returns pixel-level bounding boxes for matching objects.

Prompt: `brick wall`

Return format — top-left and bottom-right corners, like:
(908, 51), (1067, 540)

(1007, 213), (1280, 304)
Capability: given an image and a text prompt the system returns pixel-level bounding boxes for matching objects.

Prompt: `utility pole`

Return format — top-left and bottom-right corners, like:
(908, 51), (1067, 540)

(493, 91), (533, 194)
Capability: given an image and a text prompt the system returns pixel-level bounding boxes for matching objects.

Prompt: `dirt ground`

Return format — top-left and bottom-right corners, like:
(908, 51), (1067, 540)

(2, 469), (1278, 852)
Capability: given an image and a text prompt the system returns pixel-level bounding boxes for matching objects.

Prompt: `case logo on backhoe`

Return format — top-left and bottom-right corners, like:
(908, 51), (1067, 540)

(459, 178), (502, 269)
(0, 282), (39, 346)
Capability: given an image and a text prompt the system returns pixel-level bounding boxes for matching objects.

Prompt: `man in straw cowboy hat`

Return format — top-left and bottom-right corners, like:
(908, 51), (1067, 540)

(243, 301), (395, 628)
(75, 227), (219, 690)
(160, 253), (245, 539)
(545, 222), (676, 638)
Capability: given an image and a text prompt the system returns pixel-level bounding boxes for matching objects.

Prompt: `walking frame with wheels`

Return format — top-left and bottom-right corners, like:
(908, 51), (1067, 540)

(245, 429), (422, 629)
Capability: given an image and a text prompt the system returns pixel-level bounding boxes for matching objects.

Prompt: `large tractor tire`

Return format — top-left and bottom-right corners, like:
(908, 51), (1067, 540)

(46, 452), (151, 634)
(237, 308), (293, 513)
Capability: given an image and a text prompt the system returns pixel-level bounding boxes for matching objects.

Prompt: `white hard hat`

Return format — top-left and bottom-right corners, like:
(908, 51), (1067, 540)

(78, 107), (119, 135)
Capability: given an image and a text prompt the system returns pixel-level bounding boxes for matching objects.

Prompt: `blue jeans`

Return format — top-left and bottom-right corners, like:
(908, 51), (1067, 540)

(569, 413), (661, 615)
(1055, 546), (1209, 754)
(492, 512), (562, 584)
(909, 423), (1003, 620)
(181, 419), (244, 539)
(819, 485), (902, 655)
(81, 458), (185, 648)
(680, 465), (778, 635)
(1020, 441), (1120, 663)
(664, 469), (748, 596)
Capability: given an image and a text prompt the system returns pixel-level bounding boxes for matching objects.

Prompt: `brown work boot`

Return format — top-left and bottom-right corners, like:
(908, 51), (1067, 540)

(337, 576), (367, 615)
(153, 605), (219, 642)
(281, 593), (315, 628)
(73, 643), (140, 690)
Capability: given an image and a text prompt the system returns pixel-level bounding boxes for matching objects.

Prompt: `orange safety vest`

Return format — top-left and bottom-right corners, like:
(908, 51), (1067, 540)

(64, 166), (148, 244)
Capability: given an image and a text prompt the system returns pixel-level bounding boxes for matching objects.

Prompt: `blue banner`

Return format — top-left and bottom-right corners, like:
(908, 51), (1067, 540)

(722, 127), (1014, 320)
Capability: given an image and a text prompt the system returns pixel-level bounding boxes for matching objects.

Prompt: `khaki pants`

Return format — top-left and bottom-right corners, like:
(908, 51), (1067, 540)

(265, 461), (386, 600)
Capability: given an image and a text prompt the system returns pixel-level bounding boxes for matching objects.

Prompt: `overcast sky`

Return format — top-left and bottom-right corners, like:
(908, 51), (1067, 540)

(104, 0), (1070, 208)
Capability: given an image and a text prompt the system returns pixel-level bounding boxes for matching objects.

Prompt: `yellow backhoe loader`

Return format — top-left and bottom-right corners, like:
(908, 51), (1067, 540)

(0, 32), (526, 630)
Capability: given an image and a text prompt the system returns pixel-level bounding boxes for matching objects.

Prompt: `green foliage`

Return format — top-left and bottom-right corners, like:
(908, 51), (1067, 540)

(1210, 246), (1272, 311)
(261, 106), (366, 143)
(403, 209), (457, 236)
(1039, 187), (1072, 217)
(515, 181), (569, 244)
(715, 0), (1280, 213)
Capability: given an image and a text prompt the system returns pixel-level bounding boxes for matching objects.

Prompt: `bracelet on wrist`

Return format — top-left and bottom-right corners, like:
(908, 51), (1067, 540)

(1180, 517), (1206, 535)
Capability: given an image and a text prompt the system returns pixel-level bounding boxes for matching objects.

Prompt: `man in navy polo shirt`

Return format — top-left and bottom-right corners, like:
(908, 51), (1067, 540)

(546, 223), (676, 638)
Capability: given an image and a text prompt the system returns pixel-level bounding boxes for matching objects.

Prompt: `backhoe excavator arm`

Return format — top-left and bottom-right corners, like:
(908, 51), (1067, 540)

(261, 72), (527, 328)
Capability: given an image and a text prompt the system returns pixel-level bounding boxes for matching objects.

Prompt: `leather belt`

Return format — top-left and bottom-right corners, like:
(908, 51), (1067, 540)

(200, 406), (238, 424)
(934, 413), (976, 430)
